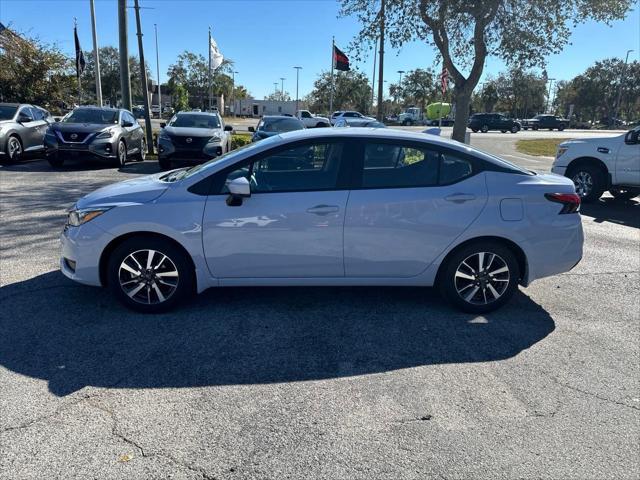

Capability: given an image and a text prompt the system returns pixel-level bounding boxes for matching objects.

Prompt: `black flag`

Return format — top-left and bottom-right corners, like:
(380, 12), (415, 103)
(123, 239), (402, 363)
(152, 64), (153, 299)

(74, 25), (85, 79)
(333, 45), (350, 72)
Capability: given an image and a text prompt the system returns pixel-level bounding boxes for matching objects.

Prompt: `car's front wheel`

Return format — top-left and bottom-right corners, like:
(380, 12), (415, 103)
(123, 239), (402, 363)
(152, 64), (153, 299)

(107, 236), (195, 313)
(510, 125), (519, 133)
(481, 124), (489, 133)
(568, 165), (605, 203)
(439, 242), (520, 314)
(115, 139), (127, 167)
(2, 135), (23, 164)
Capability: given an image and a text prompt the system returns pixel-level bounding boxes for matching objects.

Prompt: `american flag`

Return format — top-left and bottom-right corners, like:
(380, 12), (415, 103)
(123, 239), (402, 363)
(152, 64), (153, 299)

(440, 64), (448, 95)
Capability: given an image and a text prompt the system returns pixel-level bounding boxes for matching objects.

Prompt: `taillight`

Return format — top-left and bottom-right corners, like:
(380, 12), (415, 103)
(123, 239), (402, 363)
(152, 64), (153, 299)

(545, 193), (581, 214)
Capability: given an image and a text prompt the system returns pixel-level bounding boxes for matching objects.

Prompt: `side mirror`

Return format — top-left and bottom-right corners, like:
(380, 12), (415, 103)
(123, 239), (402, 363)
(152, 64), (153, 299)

(226, 177), (251, 206)
(248, 126), (255, 133)
(224, 125), (233, 132)
(122, 120), (134, 128)
(160, 122), (166, 128)
(18, 114), (33, 123)
(624, 130), (638, 145)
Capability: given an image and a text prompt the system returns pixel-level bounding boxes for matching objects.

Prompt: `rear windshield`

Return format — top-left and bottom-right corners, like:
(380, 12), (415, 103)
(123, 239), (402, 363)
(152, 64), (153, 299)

(259, 118), (303, 132)
(63, 109), (118, 124)
(0, 106), (18, 120)
(169, 114), (220, 129)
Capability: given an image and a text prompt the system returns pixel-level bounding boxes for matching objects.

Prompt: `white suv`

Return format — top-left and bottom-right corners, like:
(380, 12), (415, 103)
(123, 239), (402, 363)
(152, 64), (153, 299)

(551, 126), (640, 202)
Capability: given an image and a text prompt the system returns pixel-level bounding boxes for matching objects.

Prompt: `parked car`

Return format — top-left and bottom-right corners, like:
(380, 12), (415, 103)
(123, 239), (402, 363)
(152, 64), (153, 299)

(157, 110), (233, 170)
(0, 103), (54, 164)
(334, 118), (385, 128)
(295, 110), (331, 128)
(522, 114), (568, 131)
(60, 127), (583, 314)
(468, 113), (521, 133)
(330, 111), (376, 126)
(551, 126), (640, 202)
(249, 115), (305, 141)
(45, 106), (146, 168)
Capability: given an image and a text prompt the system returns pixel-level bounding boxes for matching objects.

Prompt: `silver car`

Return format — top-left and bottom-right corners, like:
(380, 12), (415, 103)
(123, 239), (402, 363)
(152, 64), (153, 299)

(60, 128), (583, 314)
(0, 103), (53, 164)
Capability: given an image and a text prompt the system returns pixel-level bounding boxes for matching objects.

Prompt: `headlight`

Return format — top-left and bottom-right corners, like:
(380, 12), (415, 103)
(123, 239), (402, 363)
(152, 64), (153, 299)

(207, 135), (222, 144)
(96, 130), (115, 139)
(556, 147), (568, 159)
(67, 207), (112, 227)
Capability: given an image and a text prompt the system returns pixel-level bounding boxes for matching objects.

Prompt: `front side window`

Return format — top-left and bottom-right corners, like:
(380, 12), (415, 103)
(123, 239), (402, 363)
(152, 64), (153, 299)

(220, 141), (344, 194)
(361, 143), (473, 189)
(301, 111), (311, 118)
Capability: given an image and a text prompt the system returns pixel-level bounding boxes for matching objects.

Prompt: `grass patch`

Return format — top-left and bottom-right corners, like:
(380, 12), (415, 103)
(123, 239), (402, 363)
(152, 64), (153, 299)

(516, 138), (568, 157)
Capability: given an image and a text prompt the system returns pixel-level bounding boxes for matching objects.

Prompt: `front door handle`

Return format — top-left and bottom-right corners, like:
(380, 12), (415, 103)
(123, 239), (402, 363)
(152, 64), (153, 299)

(307, 204), (340, 215)
(445, 193), (476, 203)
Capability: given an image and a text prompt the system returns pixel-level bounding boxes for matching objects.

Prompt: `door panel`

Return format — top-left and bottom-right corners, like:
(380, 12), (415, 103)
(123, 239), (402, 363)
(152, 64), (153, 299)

(615, 138), (640, 185)
(202, 191), (349, 278)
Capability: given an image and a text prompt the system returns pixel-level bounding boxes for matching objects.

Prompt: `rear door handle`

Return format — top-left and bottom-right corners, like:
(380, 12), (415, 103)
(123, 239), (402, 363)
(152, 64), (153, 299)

(445, 193), (476, 203)
(307, 204), (340, 215)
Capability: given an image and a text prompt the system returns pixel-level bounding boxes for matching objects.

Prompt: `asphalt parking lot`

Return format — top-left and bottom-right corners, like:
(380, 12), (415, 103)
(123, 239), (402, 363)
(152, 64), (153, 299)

(1, 130), (638, 479)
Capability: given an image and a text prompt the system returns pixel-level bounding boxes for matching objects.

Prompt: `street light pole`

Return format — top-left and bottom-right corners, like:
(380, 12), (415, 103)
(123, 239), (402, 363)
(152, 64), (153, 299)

(89, 0), (102, 107)
(133, 0), (154, 155)
(117, 0), (132, 110)
(280, 77), (285, 100)
(613, 49), (634, 128)
(397, 70), (405, 107)
(154, 23), (161, 118)
(294, 66), (302, 113)
(231, 70), (238, 117)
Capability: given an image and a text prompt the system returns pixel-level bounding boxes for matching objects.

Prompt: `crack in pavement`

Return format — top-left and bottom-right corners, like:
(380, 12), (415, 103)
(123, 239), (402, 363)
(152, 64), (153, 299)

(544, 373), (640, 412)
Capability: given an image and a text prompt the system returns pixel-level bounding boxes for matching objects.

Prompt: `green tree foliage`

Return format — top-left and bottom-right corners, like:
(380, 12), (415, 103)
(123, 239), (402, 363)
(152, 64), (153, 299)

(169, 80), (189, 112)
(473, 70), (546, 118)
(306, 70), (372, 114)
(553, 58), (640, 123)
(264, 91), (292, 101)
(79, 46), (150, 106)
(0, 29), (75, 111)
(340, 0), (634, 141)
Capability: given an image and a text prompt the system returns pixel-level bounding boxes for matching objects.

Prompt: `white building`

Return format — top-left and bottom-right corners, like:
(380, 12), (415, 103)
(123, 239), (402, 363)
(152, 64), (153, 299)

(233, 98), (301, 117)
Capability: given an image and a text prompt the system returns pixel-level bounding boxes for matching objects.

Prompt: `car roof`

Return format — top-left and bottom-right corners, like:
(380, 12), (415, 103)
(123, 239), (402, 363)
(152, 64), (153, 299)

(76, 106), (120, 111)
(0, 103), (23, 108)
(262, 115), (301, 120)
(176, 110), (219, 116)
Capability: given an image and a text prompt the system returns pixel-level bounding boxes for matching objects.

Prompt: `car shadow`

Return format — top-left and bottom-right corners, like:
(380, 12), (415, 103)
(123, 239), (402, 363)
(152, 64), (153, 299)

(0, 271), (555, 397)
(0, 157), (160, 175)
(580, 196), (639, 229)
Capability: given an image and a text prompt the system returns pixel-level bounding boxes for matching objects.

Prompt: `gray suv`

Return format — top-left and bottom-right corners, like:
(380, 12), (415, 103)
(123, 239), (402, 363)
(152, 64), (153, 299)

(0, 103), (53, 164)
(45, 107), (146, 168)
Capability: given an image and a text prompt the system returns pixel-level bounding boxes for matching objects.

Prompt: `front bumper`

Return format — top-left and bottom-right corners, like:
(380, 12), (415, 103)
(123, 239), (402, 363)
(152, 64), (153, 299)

(157, 138), (223, 163)
(45, 133), (119, 159)
(60, 221), (113, 287)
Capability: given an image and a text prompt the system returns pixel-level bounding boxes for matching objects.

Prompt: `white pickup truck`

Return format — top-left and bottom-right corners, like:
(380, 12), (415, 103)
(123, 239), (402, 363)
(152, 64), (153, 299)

(295, 110), (330, 128)
(551, 126), (640, 202)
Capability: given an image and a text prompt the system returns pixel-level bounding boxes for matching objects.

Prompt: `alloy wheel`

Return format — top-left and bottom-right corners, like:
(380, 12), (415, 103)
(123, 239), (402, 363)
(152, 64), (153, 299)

(118, 141), (127, 166)
(572, 171), (593, 198)
(118, 249), (179, 305)
(454, 252), (510, 305)
(140, 138), (146, 161)
(8, 137), (22, 159)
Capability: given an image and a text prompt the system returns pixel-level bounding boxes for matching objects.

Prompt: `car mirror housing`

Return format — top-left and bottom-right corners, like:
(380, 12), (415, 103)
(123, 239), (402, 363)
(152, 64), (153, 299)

(122, 121), (134, 128)
(160, 122), (166, 128)
(624, 130), (638, 145)
(224, 125), (233, 132)
(227, 177), (251, 198)
(18, 114), (33, 123)
(248, 126), (255, 133)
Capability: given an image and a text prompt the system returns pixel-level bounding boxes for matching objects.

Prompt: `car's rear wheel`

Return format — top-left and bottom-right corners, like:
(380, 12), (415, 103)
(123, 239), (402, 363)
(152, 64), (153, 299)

(439, 242), (520, 314)
(610, 187), (639, 201)
(471, 128), (478, 133)
(315, 122), (329, 128)
(558, 125), (565, 131)
(135, 137), (146, 161)
(108, 236), (194, 313)
(481, 124), (489, 133)
(568, 165), (605, 203)
(510, 125), (519, 133)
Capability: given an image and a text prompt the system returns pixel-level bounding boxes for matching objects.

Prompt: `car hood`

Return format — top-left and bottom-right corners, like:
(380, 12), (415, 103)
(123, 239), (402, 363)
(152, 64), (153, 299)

(559, 134), (622, 148)
(164, 126), (222, 137)
(75, 172), (169, 209)
(52, 122), (114, 133)
(0, 119), (16, 126)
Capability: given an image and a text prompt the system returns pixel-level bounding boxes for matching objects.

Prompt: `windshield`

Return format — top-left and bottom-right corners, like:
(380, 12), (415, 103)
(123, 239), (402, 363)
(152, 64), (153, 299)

(169, 114), (220, 129)
(63, 109), (118, 124)
(259, 118), (303, 133)
(0, 106), (18, 120)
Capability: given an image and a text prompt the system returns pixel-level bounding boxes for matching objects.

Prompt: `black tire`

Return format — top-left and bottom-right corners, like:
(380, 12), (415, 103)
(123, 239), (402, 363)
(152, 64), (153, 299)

(47, 152), (64, 168)
(558, 125), (565, 131)
(501, 130), (507, 133)
(610, 187), (640, 201)
(158, 157), (171, 170)
(107, 236), (195, 313)
(471, 128), (478, 133)
(567, 164), (606, 203)
(510, 125), (519, 133)
(315, 122), (328, 128)
(135, 137), (146, 161)
(2, 135), (23, 164)
(532, 126), (538, 131)
(115, 139), (127, 167)
(439, 241), (520, 314)
(480, 124), (489, 133)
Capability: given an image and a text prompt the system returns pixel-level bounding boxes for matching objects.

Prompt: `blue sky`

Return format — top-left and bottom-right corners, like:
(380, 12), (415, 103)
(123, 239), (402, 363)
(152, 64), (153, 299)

(1, 0), (638, 100)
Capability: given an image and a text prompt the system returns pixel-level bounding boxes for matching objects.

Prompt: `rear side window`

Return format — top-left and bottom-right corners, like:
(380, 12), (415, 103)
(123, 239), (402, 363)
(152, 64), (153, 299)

(360, 143), (473, 189)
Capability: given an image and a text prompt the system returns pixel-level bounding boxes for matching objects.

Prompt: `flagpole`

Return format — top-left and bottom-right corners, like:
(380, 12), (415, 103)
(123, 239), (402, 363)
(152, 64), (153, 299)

(208, 26), (212, 110)
(74, 18), (82, 105)
(371, 36), (377, 114)
(329, 36), (335, 115)
(89, 0), (102, 107)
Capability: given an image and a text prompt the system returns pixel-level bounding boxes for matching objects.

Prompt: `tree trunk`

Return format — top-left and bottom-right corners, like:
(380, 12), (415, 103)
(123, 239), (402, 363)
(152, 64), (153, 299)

(452, 87), (472, 142)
